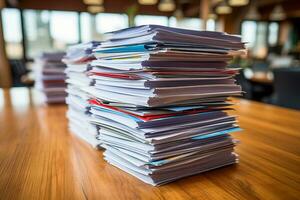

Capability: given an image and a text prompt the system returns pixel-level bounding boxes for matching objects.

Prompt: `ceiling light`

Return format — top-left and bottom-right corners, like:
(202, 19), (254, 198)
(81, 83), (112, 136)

(87, 5), (104, 13)
(216, 2), (232, 15)
(270, 5), (286, 20)
(211, 0), (223, 4)
(83, 0), (103, 5)
(245, 5), (261, 20)
(158, 0), (176, 12)
(228, 0), (249, 7)
(138, 0), (158, 5)
(208, 13), (217, 19)
(174, 8), (184, 20)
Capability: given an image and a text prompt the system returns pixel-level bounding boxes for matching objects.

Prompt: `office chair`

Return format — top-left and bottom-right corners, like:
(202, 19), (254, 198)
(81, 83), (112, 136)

(273, 68), (300, 110)
(235, 70), (252, 99)
(9, 60), (34, 87)
(252, 60), (269, 72)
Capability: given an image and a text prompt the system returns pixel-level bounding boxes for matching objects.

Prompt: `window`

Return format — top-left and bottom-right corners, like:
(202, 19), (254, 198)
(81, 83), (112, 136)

(241, 20), (279, 58)
(206, 19), (216, 31)
(50, 11), (79, 49)
(23, 10), (79, 58)
(1, 8), (23, 59)
(96, 13), (128, 33)
(268, 22), (279, 46)
(3, 9), (129, 59)
(241, 20), (279, 48)
(169, 17), (202, 30)
(135, 15), (168, 26)
(241, 21), (257, 48)
(81, 12), (96, 42)
(80, 13), (128, 42)
(254, 22), (268, 58)
(170, 17), (215, 31)
(24, 10), (52, 59)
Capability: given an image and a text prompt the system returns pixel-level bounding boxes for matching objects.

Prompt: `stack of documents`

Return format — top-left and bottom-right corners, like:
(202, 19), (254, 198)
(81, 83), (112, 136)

(80, 25), (245, 185)
(34, 52), (67, 103)
(62, 42), (101, 147)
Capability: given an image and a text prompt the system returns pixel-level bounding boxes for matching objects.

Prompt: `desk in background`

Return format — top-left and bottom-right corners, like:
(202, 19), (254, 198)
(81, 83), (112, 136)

(249, 72), (274, 85)
(0, 88), (299, 200)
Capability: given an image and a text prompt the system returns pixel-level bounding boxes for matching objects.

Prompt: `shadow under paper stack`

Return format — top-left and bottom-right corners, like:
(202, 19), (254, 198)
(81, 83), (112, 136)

(63, 25), (245, 186)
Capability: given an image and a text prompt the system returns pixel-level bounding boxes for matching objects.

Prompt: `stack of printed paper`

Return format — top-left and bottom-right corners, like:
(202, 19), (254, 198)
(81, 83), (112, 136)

(62, 42), (101, 147)
(85, 25), (245, 185)
(34, 52), (67, 103)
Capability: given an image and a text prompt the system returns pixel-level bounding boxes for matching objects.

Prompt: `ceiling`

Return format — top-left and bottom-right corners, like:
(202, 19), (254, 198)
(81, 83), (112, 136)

(3, 0), (300, 19)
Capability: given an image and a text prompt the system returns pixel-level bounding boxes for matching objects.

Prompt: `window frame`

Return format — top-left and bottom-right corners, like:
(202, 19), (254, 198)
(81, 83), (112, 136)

(239, 19), (280, 48)
(1, 8), (131, 61)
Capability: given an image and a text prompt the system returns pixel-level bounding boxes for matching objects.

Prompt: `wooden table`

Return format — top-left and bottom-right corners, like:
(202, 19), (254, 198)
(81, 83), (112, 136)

(0, 88), (299, 200)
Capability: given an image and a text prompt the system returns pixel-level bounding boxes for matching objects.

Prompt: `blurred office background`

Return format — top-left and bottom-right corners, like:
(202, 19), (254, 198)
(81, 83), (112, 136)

(0, 0), (300, 109)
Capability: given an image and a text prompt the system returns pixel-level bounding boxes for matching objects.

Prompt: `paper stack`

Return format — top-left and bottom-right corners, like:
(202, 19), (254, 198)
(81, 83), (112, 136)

(62, 42), (102, 147)
(34, 52), (67, 103)
(79, 25), (245, 185)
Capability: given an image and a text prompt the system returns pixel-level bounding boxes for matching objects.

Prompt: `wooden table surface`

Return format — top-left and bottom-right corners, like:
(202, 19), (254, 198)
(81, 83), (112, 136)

(0, 88), (299, 200)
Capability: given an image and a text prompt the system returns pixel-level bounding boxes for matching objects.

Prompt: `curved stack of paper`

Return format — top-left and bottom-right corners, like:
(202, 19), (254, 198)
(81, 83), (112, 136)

(62, 42), (101, 147)
(34, 52), (67, 103)
(75, 25), (245, 186)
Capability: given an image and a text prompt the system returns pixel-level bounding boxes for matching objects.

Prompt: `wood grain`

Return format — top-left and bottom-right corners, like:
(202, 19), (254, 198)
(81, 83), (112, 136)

(0, 88), (299, 200)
